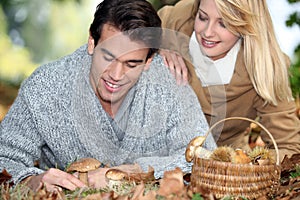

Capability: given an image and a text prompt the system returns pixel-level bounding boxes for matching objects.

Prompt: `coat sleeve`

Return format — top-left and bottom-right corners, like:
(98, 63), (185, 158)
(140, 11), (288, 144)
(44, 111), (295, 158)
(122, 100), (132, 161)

(0, 91), (44, 184)
(158, 0), (196, 35)
(254, 96), (300, 161)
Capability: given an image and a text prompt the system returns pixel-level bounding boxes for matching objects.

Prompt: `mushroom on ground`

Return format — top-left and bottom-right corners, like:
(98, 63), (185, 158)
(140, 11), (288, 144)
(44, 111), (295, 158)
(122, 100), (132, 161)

(66, 157), (102, 186)
(105, 168), (129, 188)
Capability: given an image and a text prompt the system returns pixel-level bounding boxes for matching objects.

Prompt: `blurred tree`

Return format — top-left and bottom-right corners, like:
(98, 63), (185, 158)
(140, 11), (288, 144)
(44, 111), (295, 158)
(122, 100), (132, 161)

(0, 0), (87, 64)
(0, 0), (94, 82)
(286, 0), (300, 97)
(0, 6), (37, 87)
(0, 6), (36, 120)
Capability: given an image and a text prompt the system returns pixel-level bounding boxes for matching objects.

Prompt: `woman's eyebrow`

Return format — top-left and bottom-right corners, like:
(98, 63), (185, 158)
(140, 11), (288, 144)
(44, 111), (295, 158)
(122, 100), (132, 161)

(198, 8), (208, 16)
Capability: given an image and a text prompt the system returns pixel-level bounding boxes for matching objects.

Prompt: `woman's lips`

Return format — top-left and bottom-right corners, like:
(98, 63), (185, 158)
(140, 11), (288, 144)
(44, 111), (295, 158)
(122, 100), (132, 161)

(201, 38), (220, 48)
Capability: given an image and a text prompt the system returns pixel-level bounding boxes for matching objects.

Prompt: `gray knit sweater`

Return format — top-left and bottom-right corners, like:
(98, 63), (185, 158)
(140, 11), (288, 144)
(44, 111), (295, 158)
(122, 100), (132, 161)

(0, 45), (216, 184)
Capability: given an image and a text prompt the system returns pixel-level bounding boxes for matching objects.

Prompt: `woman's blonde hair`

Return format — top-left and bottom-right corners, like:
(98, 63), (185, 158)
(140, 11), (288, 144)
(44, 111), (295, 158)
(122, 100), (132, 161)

(213, 0), (293, 105)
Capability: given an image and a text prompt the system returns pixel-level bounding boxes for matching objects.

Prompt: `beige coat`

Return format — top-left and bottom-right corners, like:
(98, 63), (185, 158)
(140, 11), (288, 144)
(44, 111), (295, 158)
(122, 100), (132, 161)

(158, 0), (300, 161)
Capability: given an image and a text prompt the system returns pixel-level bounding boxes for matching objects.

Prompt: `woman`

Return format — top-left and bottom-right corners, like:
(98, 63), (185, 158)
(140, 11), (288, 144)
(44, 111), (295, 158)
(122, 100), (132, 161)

(158, 0), (300, 161)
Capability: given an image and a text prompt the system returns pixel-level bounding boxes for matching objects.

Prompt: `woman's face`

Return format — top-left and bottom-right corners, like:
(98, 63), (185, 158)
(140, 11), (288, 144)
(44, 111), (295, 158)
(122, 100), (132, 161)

(194, 0), (239, 60)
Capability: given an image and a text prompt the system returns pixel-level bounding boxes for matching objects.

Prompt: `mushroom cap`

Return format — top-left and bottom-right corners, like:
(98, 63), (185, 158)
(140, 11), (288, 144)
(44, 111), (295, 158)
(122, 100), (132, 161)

(67, 157), (101, 173)
(185, 136), (206, 162)
(105, 169), (128, 181)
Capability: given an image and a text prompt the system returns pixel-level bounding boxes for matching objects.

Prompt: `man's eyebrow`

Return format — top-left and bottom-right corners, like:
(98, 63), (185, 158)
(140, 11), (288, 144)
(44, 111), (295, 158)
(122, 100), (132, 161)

(100, 48), (116, 58)
(100, 48), (145, 63)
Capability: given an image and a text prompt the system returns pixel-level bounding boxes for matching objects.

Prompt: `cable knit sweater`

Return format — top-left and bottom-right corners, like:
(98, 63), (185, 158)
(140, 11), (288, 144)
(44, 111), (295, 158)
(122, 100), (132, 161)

(0, 45), (216, 184)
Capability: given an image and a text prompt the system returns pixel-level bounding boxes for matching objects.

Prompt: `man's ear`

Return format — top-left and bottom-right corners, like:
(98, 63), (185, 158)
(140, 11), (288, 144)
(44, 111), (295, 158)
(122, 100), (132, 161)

(87, 35), (95, 55)
(143, 56), (153, 71)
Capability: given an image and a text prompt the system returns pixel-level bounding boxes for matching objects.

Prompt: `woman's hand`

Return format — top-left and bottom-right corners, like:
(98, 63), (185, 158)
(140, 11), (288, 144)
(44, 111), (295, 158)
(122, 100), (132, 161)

(24, 168), (86, 192)
(160, 49), (188, 85)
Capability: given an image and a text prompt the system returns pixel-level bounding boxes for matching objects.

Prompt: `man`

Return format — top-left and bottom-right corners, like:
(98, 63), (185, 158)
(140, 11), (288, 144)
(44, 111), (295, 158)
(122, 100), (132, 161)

(0, 0), (216, 192)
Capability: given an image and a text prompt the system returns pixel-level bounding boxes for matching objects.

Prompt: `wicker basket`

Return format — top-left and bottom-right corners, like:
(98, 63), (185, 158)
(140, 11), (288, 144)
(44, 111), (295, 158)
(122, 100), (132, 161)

(189, 117), (281, 199)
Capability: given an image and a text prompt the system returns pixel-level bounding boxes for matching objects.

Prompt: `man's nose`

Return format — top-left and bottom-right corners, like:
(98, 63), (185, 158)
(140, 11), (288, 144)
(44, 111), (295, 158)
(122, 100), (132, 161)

(108, 60), (126, 81)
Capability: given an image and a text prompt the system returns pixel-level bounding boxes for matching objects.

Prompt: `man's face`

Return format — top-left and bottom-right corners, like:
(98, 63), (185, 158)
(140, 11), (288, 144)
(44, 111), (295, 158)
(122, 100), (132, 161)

(88, 24), (150, 116)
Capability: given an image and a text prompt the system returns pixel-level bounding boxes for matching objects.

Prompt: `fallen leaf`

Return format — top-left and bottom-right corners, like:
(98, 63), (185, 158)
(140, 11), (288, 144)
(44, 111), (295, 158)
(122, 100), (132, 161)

(157, 167), (185, 197)
(0, 169), (12, 185)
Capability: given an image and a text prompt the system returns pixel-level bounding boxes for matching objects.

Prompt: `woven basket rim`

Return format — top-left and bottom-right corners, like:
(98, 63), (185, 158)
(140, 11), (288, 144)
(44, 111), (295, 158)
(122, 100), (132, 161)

(194, 156), (280, 168)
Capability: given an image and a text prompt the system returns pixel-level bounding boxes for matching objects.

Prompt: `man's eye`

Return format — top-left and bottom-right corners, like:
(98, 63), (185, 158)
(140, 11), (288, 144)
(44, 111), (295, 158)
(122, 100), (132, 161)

(103, 55), (114, 62)
(125, 63), (138, 68)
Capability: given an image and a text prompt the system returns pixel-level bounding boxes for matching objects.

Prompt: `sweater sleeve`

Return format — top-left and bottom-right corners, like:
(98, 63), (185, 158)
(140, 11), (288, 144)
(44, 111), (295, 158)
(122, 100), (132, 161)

(0, 91), (44, 184)
(134, 81), (217, 179)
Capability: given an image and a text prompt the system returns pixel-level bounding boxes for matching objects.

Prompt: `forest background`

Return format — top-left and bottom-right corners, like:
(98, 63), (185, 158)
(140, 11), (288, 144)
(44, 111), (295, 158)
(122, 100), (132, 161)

(0, 0), (299, 121)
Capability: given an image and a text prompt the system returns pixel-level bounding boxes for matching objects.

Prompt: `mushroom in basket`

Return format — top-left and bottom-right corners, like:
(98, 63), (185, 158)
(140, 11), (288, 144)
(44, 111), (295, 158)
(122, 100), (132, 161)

(67, 157), (102, 186)
(185, 136), (212, 162)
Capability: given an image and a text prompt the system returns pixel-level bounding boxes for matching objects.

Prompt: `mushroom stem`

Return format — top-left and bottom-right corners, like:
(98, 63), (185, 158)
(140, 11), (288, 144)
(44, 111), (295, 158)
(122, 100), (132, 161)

(79, 172), (89, 186)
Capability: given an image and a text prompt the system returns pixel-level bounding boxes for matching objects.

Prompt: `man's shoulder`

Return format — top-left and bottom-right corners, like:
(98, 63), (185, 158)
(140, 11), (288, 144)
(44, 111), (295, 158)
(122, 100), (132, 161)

(22, 45), (88, 87)
(140, 54), (198, 101)
(19, 45), (89, 99)
(142, 55), (177, 87)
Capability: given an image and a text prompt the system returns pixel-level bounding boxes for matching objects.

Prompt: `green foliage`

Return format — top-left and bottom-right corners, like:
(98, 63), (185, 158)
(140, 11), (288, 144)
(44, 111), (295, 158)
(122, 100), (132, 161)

(286, 12), (300, 27)
(288, 38), (300, 97)
(288, 0), (300, 3)
(0, 6), (37, 87)
(192, 193), (204, 200)
(290, 165), (300, 178)
(290, 62), (300, 97)
(286, 0), (300, 98)
(46, 0), (93, 61)
(0, 0), (94, 87)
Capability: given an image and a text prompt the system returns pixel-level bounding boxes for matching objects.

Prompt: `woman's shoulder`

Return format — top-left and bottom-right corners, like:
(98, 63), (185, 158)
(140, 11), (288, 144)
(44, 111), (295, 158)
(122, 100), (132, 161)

(158, 0), (196, 35)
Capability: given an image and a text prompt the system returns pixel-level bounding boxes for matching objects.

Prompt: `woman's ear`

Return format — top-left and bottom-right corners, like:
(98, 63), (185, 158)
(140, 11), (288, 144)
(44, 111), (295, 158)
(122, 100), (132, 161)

(143, 57), (153, 71)
(87, 35), (95, 55)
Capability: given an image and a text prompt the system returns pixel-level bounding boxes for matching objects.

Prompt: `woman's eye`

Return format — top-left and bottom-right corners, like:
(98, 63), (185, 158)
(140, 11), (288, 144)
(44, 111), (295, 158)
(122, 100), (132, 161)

(199, 14), (207, 21)
(219, 21), (226, 28)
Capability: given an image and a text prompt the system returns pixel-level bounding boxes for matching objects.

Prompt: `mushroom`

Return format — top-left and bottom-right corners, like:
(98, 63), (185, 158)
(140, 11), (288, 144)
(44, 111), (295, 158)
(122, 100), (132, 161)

(67, 157), (101, 186)
(233, 149), (251, 164)
(105, 168), (129, 188)
(185, 136), (206, 162)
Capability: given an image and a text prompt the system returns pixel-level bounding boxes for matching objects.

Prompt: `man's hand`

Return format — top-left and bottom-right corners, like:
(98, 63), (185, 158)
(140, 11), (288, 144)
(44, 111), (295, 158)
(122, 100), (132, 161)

(85, 167), (110, 189)
(24, 168), (86, 192)
(23, 164), (145, 192)
(160, 49), (188, 85)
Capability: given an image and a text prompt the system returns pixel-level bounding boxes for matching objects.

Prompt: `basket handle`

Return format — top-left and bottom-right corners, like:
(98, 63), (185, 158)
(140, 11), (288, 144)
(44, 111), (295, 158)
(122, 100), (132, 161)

(204, 117), (280, 165)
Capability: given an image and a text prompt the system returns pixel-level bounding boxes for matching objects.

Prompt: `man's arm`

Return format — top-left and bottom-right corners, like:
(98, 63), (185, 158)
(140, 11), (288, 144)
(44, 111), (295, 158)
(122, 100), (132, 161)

(0, 91), (44, 184)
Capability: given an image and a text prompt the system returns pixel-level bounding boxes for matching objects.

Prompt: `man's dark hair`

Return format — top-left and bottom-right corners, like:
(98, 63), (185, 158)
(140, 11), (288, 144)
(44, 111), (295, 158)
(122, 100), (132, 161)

(89, 0), (162, 59)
